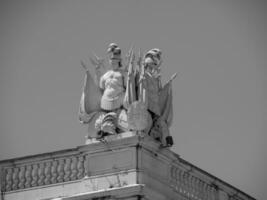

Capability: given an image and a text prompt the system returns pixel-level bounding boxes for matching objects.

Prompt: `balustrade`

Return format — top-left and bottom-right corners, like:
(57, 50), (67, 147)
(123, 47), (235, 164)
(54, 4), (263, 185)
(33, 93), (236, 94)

(51, 160), (58, 184)
(57, 159), (64, 183)
(64, 158), (71, 182)
(1, 155), (85, 192)
(170, 165), (217, 200)
(18, 166), (25, 189)
(37, 162), (45, 186)
(77, 156), (85, 179)
(70, 157), (78, 181)
(5, 168), (13, 191)
(11, 167), (19, 190)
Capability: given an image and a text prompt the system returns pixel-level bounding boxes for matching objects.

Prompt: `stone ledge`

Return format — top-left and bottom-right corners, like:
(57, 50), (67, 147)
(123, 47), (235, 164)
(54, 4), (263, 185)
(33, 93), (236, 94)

(41, 184), (145, 200)
(3, 171), (138, 200)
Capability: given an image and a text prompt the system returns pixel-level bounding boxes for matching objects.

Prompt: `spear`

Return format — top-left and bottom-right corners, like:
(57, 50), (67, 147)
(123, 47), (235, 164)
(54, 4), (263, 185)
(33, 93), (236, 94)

(125, 45), (134, 68)
(136, 48), (143, 73)
(127, 46), (135, 76)
(124, 46), (136, 106)
(165, 72), (178, 85)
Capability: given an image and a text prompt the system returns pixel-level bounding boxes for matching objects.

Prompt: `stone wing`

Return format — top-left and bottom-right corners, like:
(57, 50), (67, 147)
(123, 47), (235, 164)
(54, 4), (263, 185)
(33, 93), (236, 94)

(79, 71), (102, 123)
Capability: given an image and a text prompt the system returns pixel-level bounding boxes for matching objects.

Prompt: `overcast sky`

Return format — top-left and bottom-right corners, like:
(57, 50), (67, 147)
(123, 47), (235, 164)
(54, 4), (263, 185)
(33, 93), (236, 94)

(0, 0), (266, 199)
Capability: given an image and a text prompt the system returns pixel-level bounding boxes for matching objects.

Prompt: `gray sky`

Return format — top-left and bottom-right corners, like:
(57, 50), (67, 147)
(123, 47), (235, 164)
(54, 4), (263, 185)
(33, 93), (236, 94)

(0, 0), (266, 199)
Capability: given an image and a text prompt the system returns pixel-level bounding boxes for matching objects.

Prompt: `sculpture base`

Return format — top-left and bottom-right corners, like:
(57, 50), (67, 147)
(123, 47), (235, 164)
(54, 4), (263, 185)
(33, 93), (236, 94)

(85, 131), (143, 144)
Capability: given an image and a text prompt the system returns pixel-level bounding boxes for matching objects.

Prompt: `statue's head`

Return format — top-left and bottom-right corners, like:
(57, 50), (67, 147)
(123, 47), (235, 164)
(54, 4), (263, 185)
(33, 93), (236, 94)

(144, 48), (162, 71)
(107, 43), (122, 68)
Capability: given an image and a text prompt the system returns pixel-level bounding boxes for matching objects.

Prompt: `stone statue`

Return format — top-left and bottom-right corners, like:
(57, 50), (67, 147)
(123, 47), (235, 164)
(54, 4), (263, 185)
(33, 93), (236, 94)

(79, 43), (176, 146)
(139, 49), (176, 146)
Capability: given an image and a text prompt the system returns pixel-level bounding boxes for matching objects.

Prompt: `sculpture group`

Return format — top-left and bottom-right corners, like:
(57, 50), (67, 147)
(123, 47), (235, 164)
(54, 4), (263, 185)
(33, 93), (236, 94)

(79, 43), (176, 147)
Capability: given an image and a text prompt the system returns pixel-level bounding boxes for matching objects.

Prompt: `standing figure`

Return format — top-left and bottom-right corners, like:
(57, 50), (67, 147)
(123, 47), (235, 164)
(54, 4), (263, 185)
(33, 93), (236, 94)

(79, 43), (126, 138)
(95, 43), (126, 136)
(142, 48), (175, 146)
(99, 43), (126, 111)
(143, 48), (162, 117)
